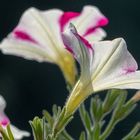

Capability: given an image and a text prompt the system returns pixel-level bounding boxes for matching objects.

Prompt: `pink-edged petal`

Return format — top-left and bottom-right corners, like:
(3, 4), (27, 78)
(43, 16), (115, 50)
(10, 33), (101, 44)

(63, 6), (108, 41)
(59, 12), (80, 32)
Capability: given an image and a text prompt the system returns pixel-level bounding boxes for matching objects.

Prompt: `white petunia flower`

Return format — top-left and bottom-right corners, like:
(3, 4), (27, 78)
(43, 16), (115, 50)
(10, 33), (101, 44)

(0, 95), (30, 139)
(62, 24), (140, 116)
(0, 6), (108, 87)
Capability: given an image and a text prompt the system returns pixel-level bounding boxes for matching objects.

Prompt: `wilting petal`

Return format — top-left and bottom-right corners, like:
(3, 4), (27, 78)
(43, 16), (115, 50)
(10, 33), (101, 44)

(0, 95), (30, 139)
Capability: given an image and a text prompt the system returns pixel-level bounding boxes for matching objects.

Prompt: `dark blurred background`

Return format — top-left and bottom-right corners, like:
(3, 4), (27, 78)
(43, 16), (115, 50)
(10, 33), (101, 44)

(0, 0), (140, 139)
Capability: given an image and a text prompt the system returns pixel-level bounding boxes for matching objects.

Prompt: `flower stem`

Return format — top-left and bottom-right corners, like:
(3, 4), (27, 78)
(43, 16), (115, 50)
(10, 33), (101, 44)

(99, 118), (115, 140)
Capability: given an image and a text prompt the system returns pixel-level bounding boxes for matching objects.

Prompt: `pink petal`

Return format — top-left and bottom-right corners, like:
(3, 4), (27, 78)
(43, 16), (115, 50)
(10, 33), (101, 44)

(59, 12), (80, 32)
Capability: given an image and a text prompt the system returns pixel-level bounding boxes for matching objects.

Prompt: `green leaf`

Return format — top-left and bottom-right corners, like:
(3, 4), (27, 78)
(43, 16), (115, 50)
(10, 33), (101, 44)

(79, 104), (92, 134)
(122, 123), (140, 140)
(43, 110), (53, 128)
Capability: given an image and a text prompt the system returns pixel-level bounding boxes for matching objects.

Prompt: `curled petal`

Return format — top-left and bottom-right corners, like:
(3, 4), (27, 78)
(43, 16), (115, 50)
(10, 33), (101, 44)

(62, 23), (93, 78)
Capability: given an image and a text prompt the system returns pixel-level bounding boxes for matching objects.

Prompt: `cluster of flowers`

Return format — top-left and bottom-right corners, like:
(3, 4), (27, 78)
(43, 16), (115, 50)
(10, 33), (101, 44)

(0, 5), (140, 139)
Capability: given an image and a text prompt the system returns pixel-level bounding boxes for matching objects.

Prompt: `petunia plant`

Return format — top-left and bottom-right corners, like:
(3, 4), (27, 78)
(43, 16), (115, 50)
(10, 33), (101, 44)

(0, 5), (140, 140)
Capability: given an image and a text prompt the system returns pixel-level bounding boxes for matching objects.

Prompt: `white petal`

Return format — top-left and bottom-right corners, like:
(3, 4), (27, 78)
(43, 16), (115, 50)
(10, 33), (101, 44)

(94, 71), (140, 92)
(84, 28), (107, 43)
(91, 38), (139, 92)
(10, 125), (30, 140)
(91, 38), (137, 79)
(1, 38), (55, 62)
(0, 95), (6, 111)
(0, 7), (64, 63)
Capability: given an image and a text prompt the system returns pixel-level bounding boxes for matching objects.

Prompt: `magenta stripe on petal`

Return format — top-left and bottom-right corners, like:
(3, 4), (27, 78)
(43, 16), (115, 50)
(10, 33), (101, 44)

(77, 34), (92, 49)
(14, 30), (38, 44)
(83, 17), (109, 36)
(124, 67), (137, 74)
(65, 45), (75, 55)
(59, 12), (80, 32)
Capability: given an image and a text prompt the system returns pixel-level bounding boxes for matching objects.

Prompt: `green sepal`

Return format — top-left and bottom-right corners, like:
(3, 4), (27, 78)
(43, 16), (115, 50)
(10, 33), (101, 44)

(79, 131), (86, 140)
(29, 117), (44, 140)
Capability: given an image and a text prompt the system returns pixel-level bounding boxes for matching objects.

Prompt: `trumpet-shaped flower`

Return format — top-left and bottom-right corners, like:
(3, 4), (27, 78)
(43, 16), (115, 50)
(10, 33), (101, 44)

(0, 6), (108, 87)
(62, 24), (140, 116)
(0, 95), (30, 139)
